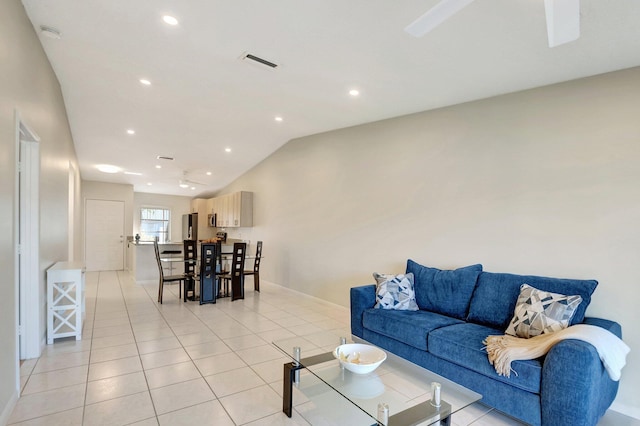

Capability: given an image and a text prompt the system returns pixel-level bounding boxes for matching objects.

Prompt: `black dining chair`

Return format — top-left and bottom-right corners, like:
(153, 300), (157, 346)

(154, 241), (187, 304)
(214, 240), (227, 297)
(183, 239), (197, 302)
(243, 241), (262, 292)
(199, 243), (218, 304)
(219, 242), (246, 301)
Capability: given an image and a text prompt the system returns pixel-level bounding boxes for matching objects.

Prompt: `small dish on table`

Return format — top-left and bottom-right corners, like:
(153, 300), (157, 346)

(334, 343), (386, 374)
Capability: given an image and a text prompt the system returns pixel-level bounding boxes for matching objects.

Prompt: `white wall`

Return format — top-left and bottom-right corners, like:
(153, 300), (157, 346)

(133, 192), (192, 243)
(0, 0), (80, 422)
(220, 67), (640, 418)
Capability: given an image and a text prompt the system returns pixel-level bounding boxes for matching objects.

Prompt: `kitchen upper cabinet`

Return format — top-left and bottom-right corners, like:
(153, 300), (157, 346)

(190, 198), (206, 213)
(209, 197), (219, 225)
(190, 198), (213, 240)
(217, 195), (229, 227)
(211, 191), (252, 228)
(206, 198), (215, 222)
(230, 191), (253, 227)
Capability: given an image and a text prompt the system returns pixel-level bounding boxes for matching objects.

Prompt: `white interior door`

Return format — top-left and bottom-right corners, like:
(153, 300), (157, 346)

(85, 199), (124, 271)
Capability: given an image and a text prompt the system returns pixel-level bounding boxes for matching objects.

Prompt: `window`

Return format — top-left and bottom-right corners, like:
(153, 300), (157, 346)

(140, 207), (170, 243)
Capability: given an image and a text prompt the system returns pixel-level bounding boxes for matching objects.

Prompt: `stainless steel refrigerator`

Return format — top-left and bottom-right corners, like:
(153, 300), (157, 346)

(182, 213), (198, 241)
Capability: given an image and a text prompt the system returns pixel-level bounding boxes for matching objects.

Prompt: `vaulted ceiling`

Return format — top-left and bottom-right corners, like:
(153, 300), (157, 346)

(21, 0), (640, 196)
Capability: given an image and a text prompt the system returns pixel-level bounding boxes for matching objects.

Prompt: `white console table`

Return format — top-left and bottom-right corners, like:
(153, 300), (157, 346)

(47, 261), (85, 344)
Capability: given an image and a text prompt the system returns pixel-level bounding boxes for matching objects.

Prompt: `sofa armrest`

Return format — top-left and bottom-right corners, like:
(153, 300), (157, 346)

(350, 285), (376, 338)
(541, 317), (622, 426)
(583, 316), (622, 338)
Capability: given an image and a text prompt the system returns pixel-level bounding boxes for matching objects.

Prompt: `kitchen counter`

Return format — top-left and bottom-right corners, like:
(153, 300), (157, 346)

(128, 241), (185, 245)
(129, 241), (184, 283)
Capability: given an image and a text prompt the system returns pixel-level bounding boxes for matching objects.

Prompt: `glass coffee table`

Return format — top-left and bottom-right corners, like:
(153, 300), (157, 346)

(274, 337), (481, 426)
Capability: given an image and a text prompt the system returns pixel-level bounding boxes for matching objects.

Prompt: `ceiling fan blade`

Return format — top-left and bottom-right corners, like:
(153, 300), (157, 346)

(544, 0), (580, 48)
(405, 0), (477, 38)
(179, 170), (206, 186)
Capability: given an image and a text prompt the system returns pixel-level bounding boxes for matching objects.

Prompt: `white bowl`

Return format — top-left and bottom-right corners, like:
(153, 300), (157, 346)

(333, 343), (387, 375)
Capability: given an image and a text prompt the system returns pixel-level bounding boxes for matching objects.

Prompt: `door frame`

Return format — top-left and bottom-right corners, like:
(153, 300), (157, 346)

(14, 111), (41, 369)
(68, 162), (76, 261)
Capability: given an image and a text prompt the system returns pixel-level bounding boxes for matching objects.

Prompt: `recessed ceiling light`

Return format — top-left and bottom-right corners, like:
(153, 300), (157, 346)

(127, 129), (135, 135)
(191, 187), (196, 190)
(147, 182), (153, 186)
(163, 15), (179, 26)
(225, 148), (232, 153)
(155, 165), (162, 169)
(206, 172), (212, 176)
(275, 116), (283, 122)
(139, 79), (151, 86)
(96, 164), (120, 174)
(124, 171), (142, 176)
(179, 183), (189, 188)
(349, 89), (360, 96)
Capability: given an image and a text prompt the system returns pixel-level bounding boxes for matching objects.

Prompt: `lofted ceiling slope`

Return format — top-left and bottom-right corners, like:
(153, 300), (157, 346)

(21, 0), (640, 196)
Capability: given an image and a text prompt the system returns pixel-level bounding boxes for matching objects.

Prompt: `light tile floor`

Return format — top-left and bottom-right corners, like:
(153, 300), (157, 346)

(9, 270), (637, 425)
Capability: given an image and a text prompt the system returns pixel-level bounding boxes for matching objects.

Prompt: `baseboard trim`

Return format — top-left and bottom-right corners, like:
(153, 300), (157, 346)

(0, 390), (19, 426)
(610, 401), (640, 421)
(261, 280), (349, 312)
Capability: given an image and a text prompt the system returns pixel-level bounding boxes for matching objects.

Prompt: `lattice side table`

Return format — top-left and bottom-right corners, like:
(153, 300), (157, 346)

(46, 261), (85, 344)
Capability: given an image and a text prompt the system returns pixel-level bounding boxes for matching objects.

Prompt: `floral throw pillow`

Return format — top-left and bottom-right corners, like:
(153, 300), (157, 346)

(373, 272), (419, 311)
(505, 284), (582, 338)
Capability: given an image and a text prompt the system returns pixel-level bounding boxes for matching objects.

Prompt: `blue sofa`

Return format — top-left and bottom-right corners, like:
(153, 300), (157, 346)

(350, 260), (622, 426)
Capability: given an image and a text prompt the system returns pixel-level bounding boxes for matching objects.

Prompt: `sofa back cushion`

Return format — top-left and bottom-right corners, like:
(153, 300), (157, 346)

(467, 272), (598, 330)
(406, 259), (483, 320)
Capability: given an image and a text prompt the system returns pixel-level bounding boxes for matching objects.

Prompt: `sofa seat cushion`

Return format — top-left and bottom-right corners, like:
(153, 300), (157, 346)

(468, 272), (598, 330)
(428, 322), (542, 394)
(363, 308), (463, 351)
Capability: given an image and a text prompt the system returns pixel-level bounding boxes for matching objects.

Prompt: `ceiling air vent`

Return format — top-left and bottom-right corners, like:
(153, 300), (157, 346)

(240, 52), (279, 69)
(156, 156), (174, 161)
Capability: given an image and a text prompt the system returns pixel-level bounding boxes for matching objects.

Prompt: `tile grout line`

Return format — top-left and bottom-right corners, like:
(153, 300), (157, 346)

(137, 273), (241, 424)
(138, 273), (312, 424)
(81, 270), (100, 425)
(190, 291), (312, 424)
(134, 271), (247, 423)
(116, 270), (162, 424)
(81, 271), (154, 422)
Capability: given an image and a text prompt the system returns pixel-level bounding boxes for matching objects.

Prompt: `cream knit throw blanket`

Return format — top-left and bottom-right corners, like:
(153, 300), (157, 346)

(484, 324), (630, 381)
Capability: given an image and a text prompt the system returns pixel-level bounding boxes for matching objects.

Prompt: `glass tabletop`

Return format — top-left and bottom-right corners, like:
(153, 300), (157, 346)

(273, 337), (481, 426)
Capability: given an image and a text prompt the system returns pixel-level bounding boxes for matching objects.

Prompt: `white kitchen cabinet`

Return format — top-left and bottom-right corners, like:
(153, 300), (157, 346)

(229, 191), (253, 227)
(209, 191), (253, 228)
(190, 198), (213, 240)
(219, 194), (230, 227)
(190, 197), (205, 213)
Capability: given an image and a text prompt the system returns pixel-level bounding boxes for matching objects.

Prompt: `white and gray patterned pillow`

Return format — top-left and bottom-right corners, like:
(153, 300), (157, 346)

(373, 272), (419, 311)
(505, 284), (582, 338)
